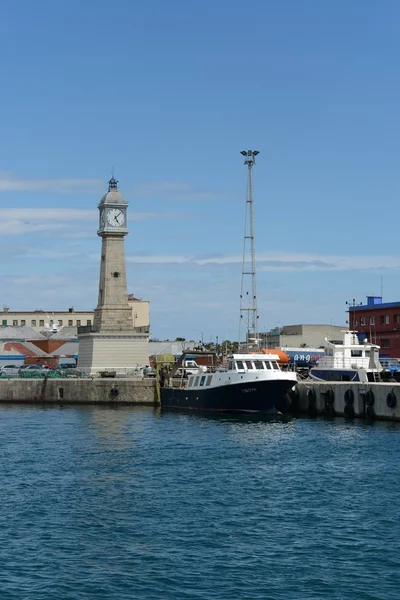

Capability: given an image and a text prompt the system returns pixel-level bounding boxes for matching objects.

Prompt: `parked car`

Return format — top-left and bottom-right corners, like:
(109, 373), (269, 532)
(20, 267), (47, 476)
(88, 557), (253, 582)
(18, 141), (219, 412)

(0, 364), (21, 377)
(57, 363), (77, 370)
(18, 364), (52, 375)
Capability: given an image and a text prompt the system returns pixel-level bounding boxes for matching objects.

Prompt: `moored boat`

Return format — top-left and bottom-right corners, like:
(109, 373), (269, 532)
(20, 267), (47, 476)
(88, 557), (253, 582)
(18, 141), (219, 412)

(309, 330), (383, 383)
(160, 352), (298, 413)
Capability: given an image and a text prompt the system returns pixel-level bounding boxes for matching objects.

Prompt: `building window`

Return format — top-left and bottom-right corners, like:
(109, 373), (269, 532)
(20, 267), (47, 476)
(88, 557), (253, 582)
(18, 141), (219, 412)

(13, 320), (18, 326)
(380, 315), (389, 325)
(86, 320), (92, 325)
(58, 320), (63, 326)
(68, 320), (73, 326)
(76, 320), (81, 326)
(39, 320), (44, 327)
(31, 320), (36, 327)
(21, 320), (26, 326)
(395, 315), (400, 324)
(352, 318), (358, 328)
(2, 320), (7, 326)
(382, 339), (390, 348)
(360, 317), (366, 326)
(370, 316), (375, 325)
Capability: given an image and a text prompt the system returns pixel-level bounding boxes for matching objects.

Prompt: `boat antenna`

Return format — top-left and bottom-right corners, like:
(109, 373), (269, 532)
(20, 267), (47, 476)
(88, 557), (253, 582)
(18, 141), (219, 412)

(345, 297), (362, 342)
(239, 150), (260, 351)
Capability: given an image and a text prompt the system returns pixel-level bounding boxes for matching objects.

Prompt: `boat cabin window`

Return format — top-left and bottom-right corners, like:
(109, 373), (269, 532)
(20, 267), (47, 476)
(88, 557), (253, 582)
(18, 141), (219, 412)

(265, 361), (272, 369)
(235, 360), (245, 370)
(200, 375), (206, 386)
(254, 360), (264, 370)
(228, 360), (234, 371)
(351, 350), (362, 357)
(206, 375), (213, 386)
(194, 376), (200, 386)
(187, 378), (193, 387)
(245, 361), (253, 370)
(272, 362), (279, 370)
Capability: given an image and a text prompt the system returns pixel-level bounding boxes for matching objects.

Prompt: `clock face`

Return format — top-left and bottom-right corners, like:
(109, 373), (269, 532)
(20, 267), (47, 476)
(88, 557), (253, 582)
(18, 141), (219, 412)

(106, 208), (125, 227)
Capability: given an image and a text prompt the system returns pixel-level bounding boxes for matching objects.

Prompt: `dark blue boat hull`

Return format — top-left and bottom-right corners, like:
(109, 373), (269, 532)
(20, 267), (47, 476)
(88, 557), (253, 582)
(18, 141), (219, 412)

(160, 379), (296, 413)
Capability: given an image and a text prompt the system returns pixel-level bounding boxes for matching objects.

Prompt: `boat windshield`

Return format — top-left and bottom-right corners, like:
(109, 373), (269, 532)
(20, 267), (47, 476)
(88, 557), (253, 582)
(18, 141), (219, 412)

(233, 359), (280, 372)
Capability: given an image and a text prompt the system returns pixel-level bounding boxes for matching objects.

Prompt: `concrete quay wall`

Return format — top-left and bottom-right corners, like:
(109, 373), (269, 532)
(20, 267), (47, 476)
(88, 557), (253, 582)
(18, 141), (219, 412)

(292, 381), (400, 421)
(0, 378), (157, 405)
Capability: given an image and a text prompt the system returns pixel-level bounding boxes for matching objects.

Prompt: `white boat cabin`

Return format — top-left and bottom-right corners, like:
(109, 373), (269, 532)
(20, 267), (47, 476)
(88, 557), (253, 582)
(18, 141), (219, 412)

(226, 353), (281, 372)
(317, 331), (382, 371)
(183, 352), (293, 391)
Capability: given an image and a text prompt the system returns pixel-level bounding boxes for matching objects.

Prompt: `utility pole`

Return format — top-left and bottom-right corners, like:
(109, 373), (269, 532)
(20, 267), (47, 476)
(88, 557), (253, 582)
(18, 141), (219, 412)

(239, 150), (259, 351)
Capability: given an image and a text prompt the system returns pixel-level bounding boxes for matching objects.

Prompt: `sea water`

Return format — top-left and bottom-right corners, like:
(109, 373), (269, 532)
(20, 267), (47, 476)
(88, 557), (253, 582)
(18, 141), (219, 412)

(0, 405), (399, 600)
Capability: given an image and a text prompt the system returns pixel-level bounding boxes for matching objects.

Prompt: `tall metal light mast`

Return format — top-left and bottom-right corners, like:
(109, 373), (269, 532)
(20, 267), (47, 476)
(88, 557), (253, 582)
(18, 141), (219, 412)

(239, 150), (260, 350)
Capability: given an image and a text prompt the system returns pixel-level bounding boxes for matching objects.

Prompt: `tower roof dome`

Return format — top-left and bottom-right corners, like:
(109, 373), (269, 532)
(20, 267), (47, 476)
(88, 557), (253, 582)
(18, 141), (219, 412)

(99, 177), (127, 206)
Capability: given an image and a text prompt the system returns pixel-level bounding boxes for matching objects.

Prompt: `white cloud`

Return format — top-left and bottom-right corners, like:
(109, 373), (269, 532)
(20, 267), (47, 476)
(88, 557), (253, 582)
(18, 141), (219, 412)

(0, 208), (180, 236)
(0, 208), (96, 221)
(10, 273), (67, 285)
(126, 254), (190, 265)
(124, 251), (400, 271)
(0, 173), (102, 193)
(0, 220), (66, 235)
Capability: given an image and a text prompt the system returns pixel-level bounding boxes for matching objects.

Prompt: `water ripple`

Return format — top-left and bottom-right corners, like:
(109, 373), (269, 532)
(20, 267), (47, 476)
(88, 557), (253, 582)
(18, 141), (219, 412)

(0, 407), (399, 599)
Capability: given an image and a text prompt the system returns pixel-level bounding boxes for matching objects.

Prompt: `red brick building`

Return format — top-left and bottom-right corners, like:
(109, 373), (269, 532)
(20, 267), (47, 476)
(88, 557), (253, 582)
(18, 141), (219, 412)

(350, 296), (400, 358)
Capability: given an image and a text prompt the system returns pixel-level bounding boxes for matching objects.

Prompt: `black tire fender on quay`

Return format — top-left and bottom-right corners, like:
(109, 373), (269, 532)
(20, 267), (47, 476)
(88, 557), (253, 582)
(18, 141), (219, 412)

(307, 388), (317, 413)
(344, 403), (355, 419)
(365, 405), (375, 420)
(387, 391), (397, 409)
(289, 387), (299, 410)
(110, 387), (119, 398)
(344, 388), (354, 405)
(325, 400), (335, 417)
(365, 390), (375, 407)
(325, 388), (335, 405)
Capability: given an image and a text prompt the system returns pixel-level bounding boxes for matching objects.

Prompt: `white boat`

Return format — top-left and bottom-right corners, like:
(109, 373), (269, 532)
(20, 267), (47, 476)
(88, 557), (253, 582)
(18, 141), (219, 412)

(160, 352), (298, 413)
(309, 331), (382, 383)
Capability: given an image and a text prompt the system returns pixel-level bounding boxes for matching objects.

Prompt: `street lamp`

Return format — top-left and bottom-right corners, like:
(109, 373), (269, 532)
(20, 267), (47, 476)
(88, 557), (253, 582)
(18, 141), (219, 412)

(240, 150), (259, 165)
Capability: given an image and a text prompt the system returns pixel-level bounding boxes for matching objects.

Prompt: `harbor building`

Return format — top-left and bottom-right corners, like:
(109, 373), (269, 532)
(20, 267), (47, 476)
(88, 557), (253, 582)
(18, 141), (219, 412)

(349, 296), (400, 358)
(0, 295), (149, 335)
(78, 177), (149, 374)
(0, 325), (78, 367)
(259, 324), (346, 349)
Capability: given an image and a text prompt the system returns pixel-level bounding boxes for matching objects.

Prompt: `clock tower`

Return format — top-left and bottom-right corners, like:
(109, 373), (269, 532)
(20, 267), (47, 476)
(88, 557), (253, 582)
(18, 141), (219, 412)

(78, 177), (149, 375)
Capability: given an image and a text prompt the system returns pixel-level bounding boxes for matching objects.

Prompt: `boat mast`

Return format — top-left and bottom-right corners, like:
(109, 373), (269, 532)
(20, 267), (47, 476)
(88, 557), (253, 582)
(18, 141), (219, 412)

(239, 150), (259, 351)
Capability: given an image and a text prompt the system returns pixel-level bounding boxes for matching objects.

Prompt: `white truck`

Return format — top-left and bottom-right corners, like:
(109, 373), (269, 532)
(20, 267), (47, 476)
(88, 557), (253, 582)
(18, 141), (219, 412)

(175, 359), (207, 378)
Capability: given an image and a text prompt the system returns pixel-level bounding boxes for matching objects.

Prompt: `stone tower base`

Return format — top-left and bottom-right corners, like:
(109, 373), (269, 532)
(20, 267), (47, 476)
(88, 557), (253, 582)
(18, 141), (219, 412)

(78, 331), (149, 375)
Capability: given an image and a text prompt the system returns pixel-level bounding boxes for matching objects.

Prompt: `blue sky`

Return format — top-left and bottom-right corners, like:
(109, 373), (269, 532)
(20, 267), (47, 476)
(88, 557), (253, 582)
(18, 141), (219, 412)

(1, 0), (400, 342)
